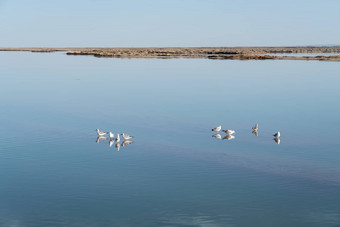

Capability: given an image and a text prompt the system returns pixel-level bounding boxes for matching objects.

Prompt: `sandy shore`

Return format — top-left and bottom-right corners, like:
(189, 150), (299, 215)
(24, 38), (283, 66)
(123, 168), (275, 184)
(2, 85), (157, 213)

(1, 46), (340, 61)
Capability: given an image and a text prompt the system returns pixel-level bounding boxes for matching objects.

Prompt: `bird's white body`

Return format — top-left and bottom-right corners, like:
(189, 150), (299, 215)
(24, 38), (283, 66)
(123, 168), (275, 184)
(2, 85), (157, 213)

(212, 125), (222, 132)
(212, 134), (222, 139)
(96, 129), (108, 136)
(115, 134), (120, 143)
(273, 131), (280, 138)
(252, 124), (258, 131)
(109, 132), (114, 140)
(121, 133), (133, 140)
(223, 130), (235, 135)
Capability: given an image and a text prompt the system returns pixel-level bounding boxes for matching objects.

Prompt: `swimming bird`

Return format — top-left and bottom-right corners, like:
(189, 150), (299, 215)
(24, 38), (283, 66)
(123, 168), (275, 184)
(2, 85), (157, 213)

(223, 134), (235, 140)
(115, 134), (120, 143)
(211, 125), (222, 132)
(212, 134), (222, 139)
(252, 123), (258, 131)
(121, 133), (134, 140)
(115, 143), (120, 151)
(122, 140), (133, 147)
(273, 132), (280, 138)
(274, 137), (280, 144)
(96, 129), (108, 136)
(222, 130), (235, 135)
(109, 132), (114, 140)
(96, 136), (107, 143)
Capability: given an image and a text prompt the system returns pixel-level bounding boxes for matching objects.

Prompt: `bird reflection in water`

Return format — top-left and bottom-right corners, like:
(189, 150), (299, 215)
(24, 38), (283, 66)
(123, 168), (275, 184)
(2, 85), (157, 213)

(212, 134), (222, 139)
(252, 129), (258, 136)
(274, 137), (280, 144)
(115, 143), (120, 151)
(223, 134), (235, 140)
(96, 136), (107, 143)
(122, 140), (133, 147)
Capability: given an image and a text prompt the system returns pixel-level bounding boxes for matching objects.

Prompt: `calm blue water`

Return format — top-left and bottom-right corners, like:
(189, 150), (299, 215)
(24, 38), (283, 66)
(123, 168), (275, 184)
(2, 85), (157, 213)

(0, 52), (340, 227)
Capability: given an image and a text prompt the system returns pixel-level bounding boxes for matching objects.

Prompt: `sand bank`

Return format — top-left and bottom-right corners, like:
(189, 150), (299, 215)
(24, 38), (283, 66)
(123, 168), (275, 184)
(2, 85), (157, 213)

(1, 47), (340, 61)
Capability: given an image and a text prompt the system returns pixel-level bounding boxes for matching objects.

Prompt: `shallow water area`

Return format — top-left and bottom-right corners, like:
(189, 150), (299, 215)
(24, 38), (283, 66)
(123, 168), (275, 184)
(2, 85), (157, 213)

(0, 52), (340, 226)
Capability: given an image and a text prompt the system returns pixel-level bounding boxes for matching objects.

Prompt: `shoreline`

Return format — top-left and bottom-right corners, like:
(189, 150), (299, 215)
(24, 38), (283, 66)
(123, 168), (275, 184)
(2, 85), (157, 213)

(1, 46), (340, 61)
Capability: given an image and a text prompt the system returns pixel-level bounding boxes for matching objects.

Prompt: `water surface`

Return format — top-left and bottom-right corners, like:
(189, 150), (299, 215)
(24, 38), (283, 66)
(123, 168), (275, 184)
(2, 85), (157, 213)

(0, 52), (340, 226)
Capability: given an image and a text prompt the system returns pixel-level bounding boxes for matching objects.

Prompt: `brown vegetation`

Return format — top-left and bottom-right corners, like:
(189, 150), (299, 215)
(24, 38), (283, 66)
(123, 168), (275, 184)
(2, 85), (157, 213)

(1, 47), (340, 61)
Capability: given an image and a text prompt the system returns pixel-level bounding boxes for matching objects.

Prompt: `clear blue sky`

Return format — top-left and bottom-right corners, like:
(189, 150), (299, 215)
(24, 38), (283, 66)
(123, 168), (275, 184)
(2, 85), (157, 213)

(0, 0), (339, 47)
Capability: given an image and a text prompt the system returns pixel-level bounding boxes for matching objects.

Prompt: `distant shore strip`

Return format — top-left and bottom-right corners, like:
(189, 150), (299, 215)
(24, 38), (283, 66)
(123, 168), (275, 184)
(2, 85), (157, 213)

(1, 46), (340, 61)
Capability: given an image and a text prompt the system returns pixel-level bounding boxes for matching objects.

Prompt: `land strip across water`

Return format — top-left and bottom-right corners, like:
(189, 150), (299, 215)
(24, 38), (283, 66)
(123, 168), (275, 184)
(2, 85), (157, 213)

(1, 46), (340, 61)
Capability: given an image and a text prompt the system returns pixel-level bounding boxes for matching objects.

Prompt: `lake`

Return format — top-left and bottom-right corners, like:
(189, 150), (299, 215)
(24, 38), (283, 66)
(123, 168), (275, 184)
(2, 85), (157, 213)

(0, 51), (339, 227)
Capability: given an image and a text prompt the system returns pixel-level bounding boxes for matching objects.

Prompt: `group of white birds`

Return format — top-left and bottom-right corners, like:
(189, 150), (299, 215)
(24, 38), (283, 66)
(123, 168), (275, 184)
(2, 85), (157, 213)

(211, 124), (281, 144)
(96, 129), (134, 151)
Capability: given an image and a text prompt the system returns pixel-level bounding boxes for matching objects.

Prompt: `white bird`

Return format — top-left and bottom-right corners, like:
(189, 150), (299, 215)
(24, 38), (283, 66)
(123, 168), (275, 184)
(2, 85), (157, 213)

(212, 134), (222, 139)
(115, 134), (120, 143)
(96, 129), (108, 136)
(274, 137), (280, 144)
(252, 123), (258, 131)
(96, 136), (107, 143)
(211, 125), (222, 132)
(109, 132), (114, 140)
(115, 143), (120, 151)
(122, 140), (133, 147)
(222, 130), (235, 135)
(273, 131), (280, 138)
(121, 133), (134, 140)
(109, 140), (114, 147)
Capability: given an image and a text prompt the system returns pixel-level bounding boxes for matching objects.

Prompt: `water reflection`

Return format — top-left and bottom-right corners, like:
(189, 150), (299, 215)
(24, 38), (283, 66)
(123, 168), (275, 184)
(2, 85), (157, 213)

(122, 140), (133, 147)
(252, 129), (258, 136)
(223, 135), (235, 140)
(96, 136), (107, 143)
(115, 143), (120, 151)
(274, 137), (280, 144)
(212, 134), (222, 139)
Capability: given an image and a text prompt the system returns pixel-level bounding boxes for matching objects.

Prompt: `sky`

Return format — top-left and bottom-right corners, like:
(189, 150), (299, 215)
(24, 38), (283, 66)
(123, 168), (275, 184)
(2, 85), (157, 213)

(0, 0), (339, 47)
